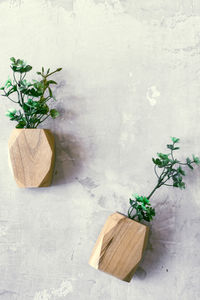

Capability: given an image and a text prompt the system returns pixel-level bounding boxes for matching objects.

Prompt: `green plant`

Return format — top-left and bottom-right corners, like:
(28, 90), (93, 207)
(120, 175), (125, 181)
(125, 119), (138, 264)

(128, 137), (200, 222)
(0, 57), (62, 128)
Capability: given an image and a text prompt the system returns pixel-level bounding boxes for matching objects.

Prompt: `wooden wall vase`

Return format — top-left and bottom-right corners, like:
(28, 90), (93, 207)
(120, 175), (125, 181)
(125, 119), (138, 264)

(89, 212), (149, 282)
(8, 129), (55, 188)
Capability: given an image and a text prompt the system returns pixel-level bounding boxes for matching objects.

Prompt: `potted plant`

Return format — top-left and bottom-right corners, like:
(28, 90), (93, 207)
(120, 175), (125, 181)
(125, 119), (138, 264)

(89, 137), (200, 281)
(0, 57), (62, 188)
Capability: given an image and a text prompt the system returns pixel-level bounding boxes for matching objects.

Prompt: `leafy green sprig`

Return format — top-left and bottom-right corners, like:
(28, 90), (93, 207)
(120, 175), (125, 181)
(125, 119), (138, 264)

(128, 137), (200, 223)
(0, 57), (62, 128)
(128, 195), (155, 222)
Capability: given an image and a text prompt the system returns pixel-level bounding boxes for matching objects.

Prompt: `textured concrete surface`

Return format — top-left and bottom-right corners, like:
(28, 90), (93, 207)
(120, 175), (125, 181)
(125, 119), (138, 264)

(0, 0), (200, 299)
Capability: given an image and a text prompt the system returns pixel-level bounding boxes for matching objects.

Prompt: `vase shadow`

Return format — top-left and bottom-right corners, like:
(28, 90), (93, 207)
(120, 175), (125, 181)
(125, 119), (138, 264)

(134, 195), (176, 280)
(46, 84), (87, 186)
(52, 131), (85, 186)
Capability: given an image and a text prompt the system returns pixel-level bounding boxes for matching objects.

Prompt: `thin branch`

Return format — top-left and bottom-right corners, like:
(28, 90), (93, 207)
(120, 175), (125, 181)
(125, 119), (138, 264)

(2, 92), (18, 104)
(34, 113), (50, 128)
(179, 161), (195, 166)
(171, 142), (175, 160)
(13, 71), (22, 106)
(45, 69), (60, 78)
(21, 72), (26, 81)
(154, 165), (159, 179)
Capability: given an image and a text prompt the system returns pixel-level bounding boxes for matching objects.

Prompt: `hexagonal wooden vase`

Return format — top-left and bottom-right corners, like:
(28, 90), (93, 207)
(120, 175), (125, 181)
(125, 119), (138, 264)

(89, 212), (149, 282)
(8, 129), (55, 188)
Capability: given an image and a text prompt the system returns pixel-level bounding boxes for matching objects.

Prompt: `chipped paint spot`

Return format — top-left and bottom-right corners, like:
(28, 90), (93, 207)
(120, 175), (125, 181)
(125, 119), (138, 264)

(146, 86), (160, 106)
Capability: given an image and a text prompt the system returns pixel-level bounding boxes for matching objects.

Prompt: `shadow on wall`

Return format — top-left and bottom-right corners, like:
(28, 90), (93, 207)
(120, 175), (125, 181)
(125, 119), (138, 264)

(52, 131), (85, 186)
(43, 71), (88, 186)
(134, 195), (176, 280)
(50, 89), (87, 186)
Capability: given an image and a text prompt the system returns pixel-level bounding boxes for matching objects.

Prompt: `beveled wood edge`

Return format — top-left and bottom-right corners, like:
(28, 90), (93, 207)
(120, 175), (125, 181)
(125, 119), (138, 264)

(8, 128), (55, 188)
(88, 211), (149, 280)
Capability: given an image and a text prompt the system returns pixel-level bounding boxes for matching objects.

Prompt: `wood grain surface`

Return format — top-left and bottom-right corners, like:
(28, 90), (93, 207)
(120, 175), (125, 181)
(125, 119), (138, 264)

(89, 212), (149, 282)
(8, 129), (55, 188)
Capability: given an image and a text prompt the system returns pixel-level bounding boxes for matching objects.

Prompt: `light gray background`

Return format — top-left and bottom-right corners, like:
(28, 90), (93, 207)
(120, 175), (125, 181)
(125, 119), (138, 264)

(0, 0), (200, 299)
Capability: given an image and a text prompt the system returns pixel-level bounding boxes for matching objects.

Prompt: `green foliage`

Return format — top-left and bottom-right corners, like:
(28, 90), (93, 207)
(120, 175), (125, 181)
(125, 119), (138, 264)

(152, 137), (199, 190)
(50, 109), (59, 119)
(0, 57), (62, 128)
(128, 194), (155, 222)
(10, 57), (32, 73)
(128, 137), (200, 223)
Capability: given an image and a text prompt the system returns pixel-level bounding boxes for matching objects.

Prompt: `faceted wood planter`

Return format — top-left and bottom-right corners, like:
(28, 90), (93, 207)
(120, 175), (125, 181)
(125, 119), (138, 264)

(8, 129), (55, 188)
(89, 212), (149, 282)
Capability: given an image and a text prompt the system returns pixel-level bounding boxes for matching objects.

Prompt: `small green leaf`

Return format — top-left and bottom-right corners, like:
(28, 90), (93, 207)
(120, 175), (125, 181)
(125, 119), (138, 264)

(179, 182), (186, 189)
(6, 108), (16, 116)
(5, 78), (12, 88)
(157, 153), (170, 160)
(141, 205), (147, 211)
(10, 57), (15, 63)
(24, 65), (32, 72)
(152, 158), (162, 166)
(16, 120), (26, 128)
(50, 109), (59, 119)
(171, 137), (180, 143)
(129, 199), (134, 205)
(177, 166), (185, 176)
(173, 182), (179, 188)
(132, 193), (139, 199)
(186, 157), (194, 169)
(167, 144), (174, 150)
(48, 87), (53, 97)
(188, 164), (194, 170)
(48, 80), (57, 85)
(142, 197), (149, 204)
(192, 155), (200, 165)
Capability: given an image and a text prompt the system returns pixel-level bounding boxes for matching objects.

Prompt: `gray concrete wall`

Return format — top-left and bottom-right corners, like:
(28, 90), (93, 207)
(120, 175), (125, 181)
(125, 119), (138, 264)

(0, 0), (200, 299)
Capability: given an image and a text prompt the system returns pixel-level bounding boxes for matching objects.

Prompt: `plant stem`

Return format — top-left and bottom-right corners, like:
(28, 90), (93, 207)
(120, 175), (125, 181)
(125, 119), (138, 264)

(147, 161), (195, 200)
(3, 89), (18, 104)
(34, 113), (50, 128)
(13, 71), (31, 127)
(147, 183), (160, 200)
(45, 69), (60, 78)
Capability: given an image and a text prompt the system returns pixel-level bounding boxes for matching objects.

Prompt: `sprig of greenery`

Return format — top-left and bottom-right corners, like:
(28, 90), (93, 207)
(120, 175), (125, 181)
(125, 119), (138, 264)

(128, 194), (155, 222)
(128, 137), (200, 222)
(0, 57), (62, 128)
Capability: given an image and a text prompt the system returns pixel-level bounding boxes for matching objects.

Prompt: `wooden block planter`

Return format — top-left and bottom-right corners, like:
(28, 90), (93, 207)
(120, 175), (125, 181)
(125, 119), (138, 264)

(89, 212), (149, 282)
(8, 129), (55, 188)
